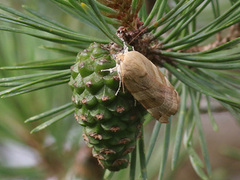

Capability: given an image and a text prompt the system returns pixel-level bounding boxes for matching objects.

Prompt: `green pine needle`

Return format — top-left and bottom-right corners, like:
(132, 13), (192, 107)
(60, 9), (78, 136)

(0, 70), (70, 98)
(30, 108), (74, 133)
(1, 1), (240, 179)
(25, 102), (73, 123)
(103, 170), (114, 180)
(163, 63), (240, 108)
(158, 118), (171, 180)
(146, 121), (161, 164)
(189, 90), (211, 175)
(139, 130), (147, 180)
(41, 46), (79, 55)
(171, 84), (188, 169)
(206, 96), (219, 132)
(129, 147), (137, 180)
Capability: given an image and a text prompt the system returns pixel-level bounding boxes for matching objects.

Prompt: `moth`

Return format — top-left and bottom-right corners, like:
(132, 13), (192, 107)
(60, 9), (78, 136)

(116, 51), (180, 123)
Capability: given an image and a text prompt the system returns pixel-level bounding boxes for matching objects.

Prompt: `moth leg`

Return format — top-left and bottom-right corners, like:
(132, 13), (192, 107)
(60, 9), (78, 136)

(101, 66), (117, 73)
(115, 77), (122, 96)
(115, 63), (123, 96)
(134, 99), (137, 107)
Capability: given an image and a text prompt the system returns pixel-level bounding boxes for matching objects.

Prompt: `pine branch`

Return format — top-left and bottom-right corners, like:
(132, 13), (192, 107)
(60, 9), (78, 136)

(1, 1), (240, 179)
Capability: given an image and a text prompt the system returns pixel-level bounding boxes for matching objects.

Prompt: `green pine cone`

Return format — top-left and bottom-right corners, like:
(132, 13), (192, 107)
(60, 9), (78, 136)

(69, 43), (145, 171)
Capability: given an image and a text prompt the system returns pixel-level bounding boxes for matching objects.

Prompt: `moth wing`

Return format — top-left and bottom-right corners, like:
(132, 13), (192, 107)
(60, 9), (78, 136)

(120, 51), (180, 123)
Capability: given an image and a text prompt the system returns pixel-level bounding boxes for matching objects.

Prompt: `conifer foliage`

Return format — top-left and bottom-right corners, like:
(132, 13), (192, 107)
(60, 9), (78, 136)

(0, 0), (240, 179)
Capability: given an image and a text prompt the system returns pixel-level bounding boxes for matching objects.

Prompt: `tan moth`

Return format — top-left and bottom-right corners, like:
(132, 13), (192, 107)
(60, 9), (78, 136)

(116, 51), (180, 123)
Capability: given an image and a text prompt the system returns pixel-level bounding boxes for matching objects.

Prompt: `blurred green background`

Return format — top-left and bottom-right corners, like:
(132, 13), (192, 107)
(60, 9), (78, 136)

(0, 1), (240, 180)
